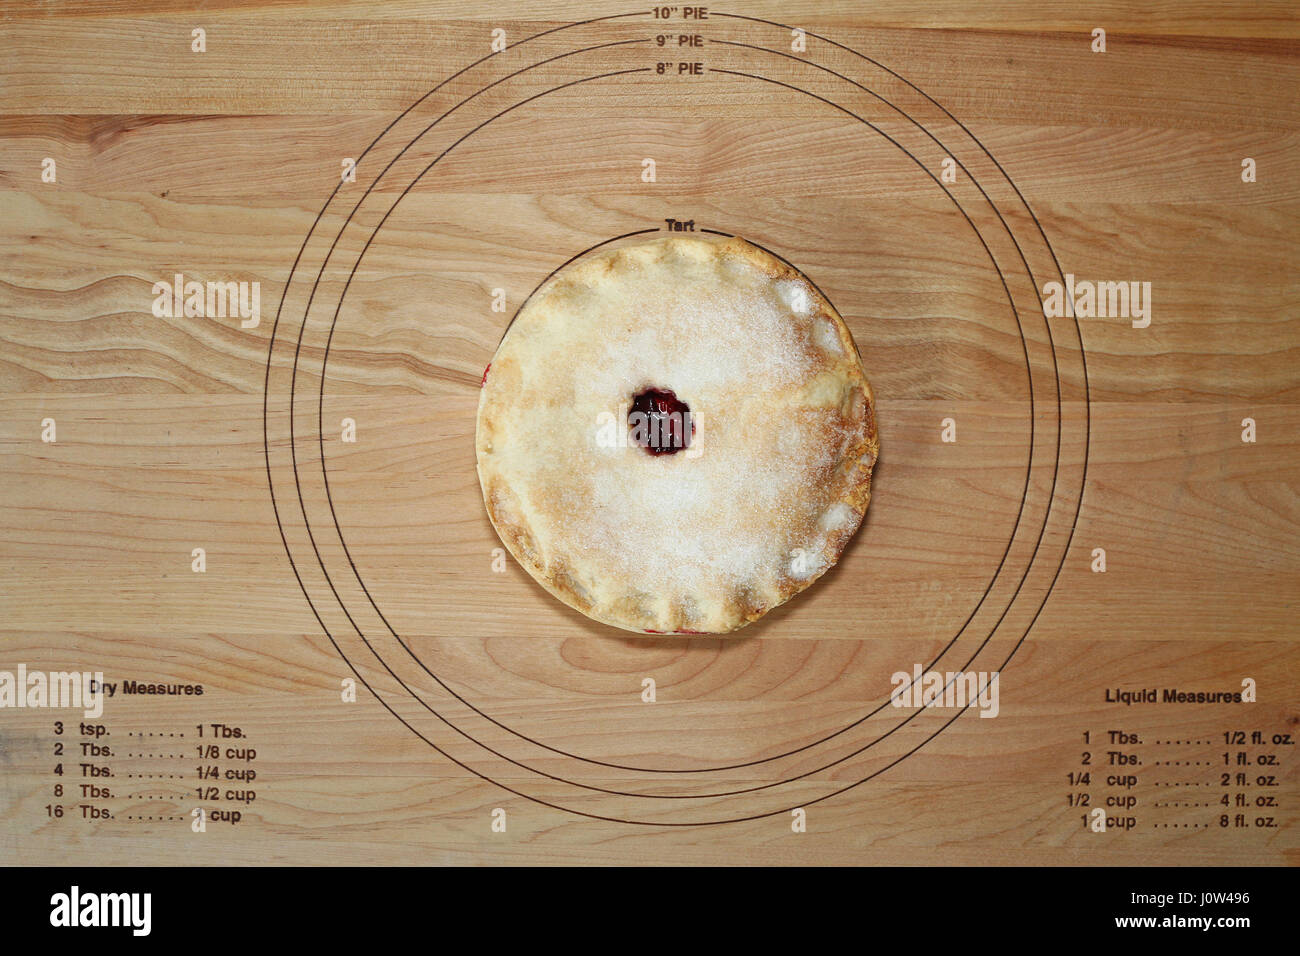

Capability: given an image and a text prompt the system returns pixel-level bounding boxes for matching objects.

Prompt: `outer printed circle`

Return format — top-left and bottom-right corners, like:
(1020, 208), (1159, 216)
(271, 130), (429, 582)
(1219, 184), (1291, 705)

(264, 14), (1088, 823)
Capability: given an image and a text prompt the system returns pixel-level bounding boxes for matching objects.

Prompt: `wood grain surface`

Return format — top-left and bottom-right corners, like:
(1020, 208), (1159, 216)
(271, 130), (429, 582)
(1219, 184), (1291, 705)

(0, 0), (1296, 864)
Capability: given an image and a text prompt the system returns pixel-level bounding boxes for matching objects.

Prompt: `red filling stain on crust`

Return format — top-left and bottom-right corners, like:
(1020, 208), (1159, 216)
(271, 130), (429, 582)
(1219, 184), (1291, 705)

(629, 387), (694, 455)
(481, 363), (491, 387)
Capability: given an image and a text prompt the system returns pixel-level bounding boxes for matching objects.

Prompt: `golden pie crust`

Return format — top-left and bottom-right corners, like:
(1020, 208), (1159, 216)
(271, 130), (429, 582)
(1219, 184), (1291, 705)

(475, 235), (878, 634)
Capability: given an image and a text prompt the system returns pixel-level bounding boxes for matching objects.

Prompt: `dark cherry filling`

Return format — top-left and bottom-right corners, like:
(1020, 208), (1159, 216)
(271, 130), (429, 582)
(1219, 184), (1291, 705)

(629, 387), (694, 455)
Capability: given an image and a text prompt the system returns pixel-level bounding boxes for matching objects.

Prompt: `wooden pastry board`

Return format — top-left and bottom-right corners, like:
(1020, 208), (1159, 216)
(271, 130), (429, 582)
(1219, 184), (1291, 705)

(0, 0), (1296, 865)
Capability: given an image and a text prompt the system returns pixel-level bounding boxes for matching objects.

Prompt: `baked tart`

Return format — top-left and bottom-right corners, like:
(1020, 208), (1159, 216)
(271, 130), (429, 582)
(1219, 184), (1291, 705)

(475, 235), (877, 634)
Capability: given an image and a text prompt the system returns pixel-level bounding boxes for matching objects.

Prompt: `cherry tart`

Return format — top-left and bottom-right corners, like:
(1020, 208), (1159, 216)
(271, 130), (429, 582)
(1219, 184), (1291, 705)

(475, 235), (878, 634)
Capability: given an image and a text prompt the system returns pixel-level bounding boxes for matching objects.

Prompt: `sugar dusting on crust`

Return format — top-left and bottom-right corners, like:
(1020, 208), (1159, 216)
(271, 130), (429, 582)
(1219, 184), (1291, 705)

(577, 406), (846, 603)
(476, 235), (877, 634)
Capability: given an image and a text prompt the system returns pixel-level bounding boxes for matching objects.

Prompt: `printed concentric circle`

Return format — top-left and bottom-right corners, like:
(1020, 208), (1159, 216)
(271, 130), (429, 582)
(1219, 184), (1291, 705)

(264, 10), (1090, 824)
